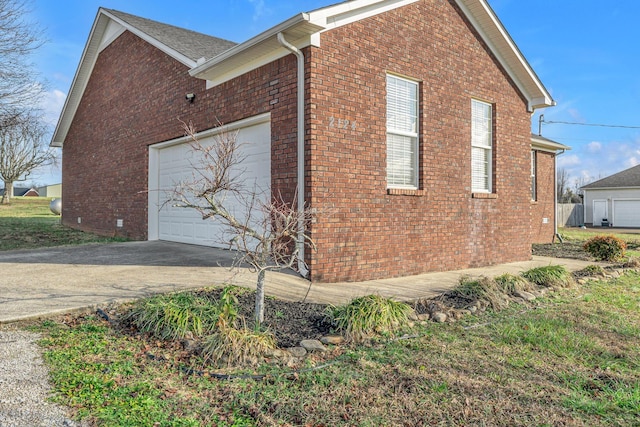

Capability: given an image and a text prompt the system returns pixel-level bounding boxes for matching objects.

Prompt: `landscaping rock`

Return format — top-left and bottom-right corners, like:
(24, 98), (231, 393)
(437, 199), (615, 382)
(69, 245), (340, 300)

(417, 313), (430, 321)
(432, 312), (447, 323)
(286, 347), (308, 358)
(320, 335), (345, 345)
(300, 339), (327, 353)
(514, 290), (536, 302)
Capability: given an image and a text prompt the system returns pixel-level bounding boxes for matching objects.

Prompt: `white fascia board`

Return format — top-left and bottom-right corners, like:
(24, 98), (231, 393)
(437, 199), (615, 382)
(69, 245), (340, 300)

(531, 137), (571, 153)
(51, 11), (110, 147)
(190, 13), (318, 80)
(307, 0), (419, 30)
(582, 186), (640, 191)
(455, 0), (554, 112)
(51, 8), (198, 148)
(191, 1), (422, 87)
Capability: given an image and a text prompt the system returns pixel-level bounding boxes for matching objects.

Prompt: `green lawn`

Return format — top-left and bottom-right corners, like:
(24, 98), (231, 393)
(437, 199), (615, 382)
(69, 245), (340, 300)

(0, 198), (127, 250)
(33, 272), (640, 426)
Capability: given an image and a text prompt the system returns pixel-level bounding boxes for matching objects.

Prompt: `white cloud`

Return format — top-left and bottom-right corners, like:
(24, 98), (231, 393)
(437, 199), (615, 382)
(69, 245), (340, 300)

(587, 141), (602, 153)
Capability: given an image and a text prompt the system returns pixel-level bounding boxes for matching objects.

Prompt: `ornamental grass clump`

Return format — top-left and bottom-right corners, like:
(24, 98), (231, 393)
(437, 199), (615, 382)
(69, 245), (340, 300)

(449, 276), (509, 310)
(521, 265), (573, 288)
(125, 292), (219, 340)
(583, 235), (627, 261)
(326, 294), (414, 342)
(202, 321), (277, 367)
(494, 273), (534, 295)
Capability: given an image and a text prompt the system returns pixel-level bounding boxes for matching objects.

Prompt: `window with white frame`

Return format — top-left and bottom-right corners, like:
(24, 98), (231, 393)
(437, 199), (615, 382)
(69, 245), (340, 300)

(531, 150), (537, 201)
(471, 99), (493, 193)
(387, 75), (419, 189)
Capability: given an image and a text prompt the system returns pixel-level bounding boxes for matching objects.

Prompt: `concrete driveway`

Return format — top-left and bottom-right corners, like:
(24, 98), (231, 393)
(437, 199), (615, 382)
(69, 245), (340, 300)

(0, 240), (601, 323)
(0, 241), (308, 323)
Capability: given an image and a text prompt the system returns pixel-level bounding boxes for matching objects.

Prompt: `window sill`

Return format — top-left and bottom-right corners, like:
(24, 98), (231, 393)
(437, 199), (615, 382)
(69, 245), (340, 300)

(387, 188), (425, 196)
(530, 200), (538, 205)
(472, 192), (497, 199)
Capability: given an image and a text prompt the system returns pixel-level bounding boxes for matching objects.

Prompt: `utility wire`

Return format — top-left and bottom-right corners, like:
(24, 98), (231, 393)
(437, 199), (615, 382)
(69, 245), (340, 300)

(542, 119), (640, 130)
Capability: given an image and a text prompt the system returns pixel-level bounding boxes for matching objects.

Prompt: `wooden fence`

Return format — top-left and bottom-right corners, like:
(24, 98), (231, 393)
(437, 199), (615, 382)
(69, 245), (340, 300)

(558, 203), (584, 227)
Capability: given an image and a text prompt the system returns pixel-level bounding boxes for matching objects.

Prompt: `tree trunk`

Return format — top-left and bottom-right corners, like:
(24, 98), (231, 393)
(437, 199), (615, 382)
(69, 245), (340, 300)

(254, 269), (266, 326)
(1, 181), (12, 204)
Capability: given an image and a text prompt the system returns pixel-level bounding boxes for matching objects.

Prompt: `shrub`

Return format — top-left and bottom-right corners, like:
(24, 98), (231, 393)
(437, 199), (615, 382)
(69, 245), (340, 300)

(583, 235), (627, 261)
(449, 276), (509, 310)
(326, 295), (414, 342)
(521, 265), (573, 288)
(203, 322), (277, 367)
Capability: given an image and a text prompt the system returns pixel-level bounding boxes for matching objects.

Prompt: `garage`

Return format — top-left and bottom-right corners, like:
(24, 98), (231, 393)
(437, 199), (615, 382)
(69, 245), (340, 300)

(149, 115), (271, 247)
(613, 200), (640, 228)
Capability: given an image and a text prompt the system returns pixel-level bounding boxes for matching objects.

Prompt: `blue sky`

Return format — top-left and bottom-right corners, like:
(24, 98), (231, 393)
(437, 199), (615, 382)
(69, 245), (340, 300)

(28, 0), (640, 190)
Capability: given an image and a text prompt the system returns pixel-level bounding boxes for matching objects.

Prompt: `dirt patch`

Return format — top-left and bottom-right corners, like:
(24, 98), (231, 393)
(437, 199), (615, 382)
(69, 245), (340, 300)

(532, 241), (593, 261)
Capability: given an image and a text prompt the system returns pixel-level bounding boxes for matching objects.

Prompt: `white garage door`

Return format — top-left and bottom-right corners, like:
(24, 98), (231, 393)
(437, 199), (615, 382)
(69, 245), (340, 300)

(156, 120), (271, 247)
(613, 200), (640, 228)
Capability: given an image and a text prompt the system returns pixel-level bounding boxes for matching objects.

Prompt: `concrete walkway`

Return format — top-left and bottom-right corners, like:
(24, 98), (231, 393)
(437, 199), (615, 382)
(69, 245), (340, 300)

(0, 241), (598, 323)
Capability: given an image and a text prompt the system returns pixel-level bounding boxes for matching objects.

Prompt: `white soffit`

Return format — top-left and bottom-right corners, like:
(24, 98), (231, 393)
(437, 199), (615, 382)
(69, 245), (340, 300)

(531, 135), (571, 153)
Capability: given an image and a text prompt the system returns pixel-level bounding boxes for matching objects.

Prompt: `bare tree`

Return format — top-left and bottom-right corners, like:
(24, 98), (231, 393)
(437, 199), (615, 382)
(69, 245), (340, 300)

(0, 0), (45, 126)
(168, 121), (316, 325)
(0, 113), (54, 203)
(557, 167), (570, 203)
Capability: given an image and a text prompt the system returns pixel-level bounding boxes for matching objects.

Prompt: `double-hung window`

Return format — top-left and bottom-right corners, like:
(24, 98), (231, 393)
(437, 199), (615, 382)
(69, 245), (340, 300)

(471, 99), (493, 193)
(531, 150), (537, 201)
(387, 75), (419, 189)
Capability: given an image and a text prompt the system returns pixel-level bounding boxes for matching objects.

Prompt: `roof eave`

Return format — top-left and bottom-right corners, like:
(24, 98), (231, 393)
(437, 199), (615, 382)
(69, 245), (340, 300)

(531, 135), (571, 153)
(50, 10), (109, 148)
(455, 0), (555, 112)
(50, 8), (198, 148)
(189, 13), (324, 84)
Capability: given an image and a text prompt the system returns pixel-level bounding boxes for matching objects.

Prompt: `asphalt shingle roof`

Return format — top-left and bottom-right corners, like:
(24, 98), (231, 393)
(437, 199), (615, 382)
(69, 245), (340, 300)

(581, 164), (640, 189)
(105, 9), (238, 62)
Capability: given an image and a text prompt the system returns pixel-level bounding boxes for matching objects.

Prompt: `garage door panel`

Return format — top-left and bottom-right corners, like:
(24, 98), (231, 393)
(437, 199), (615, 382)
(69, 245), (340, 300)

(613, 200), (640, 227)
(156, 121), (270, 248)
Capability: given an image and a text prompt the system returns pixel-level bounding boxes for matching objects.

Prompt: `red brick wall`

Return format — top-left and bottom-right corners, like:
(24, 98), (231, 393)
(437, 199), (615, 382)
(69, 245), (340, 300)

(62, 30), (299, 238)
(531, 150), (556, 244)
(306, 0), (533, 282)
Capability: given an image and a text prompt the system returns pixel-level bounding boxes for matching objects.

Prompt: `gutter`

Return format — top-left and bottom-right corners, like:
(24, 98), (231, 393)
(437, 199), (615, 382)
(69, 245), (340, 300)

(276, 32), (308, 277)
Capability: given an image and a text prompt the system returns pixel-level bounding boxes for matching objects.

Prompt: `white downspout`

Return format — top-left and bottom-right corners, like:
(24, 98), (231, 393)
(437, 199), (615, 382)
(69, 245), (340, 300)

(277, 32), (308, 276)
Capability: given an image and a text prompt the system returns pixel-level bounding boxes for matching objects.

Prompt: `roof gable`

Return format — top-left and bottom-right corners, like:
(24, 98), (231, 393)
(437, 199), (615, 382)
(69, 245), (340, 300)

(582, 164), (640, 190)
(51, 8), (236, 148)
(52, 1), (555, 148)
(190, 0), (554, 111)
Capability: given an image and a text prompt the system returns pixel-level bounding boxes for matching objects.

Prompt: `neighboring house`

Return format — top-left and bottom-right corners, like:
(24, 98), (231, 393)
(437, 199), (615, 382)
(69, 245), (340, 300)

(37, 183), (62, 198)
(0, 187), (40, 197)
(51, 0), (559, 283)
(581, 164), (640, 227)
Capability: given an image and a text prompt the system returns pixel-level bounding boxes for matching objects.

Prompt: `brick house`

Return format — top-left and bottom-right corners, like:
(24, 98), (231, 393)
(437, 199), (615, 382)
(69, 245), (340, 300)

(52, 0), (565, 283)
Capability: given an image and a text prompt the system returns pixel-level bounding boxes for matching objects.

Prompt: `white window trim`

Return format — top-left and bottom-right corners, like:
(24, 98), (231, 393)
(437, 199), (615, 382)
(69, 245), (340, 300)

(471, 99), (493, 193)
(386, 74), (419, 190)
